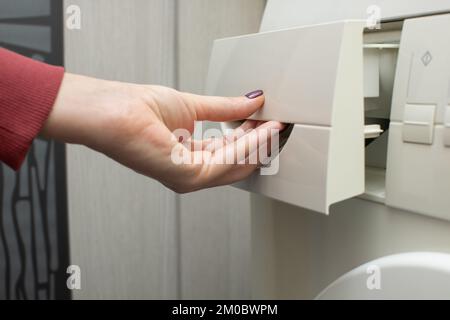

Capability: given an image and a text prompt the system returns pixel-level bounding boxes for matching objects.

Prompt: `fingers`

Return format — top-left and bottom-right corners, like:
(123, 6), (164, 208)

(196, 121), (285, 188)
(207, 162), (258, 188)
(205, 119), (257, 152)
(189, 120), (258, 153)
(167, 120), (285, 192)
(224, 119), (258, 142)
(231, 120), (285, 164)
(179, 91), (264, 122)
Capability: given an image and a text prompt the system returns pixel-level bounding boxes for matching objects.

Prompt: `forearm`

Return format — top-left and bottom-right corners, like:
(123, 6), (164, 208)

(40, 73), (161, 159)
(1, 48), (279, 192)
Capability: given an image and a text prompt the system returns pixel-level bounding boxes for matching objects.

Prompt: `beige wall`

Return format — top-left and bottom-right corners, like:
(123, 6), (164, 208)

(176, 0), (266, 299)
(64, 0), (177, 299)
(64, 0), (265, 299)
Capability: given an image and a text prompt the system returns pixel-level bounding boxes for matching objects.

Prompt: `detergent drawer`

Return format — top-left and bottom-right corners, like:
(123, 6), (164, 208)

(206, 21), (365, 214)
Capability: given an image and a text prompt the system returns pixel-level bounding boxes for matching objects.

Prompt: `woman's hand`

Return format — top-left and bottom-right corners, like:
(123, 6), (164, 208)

(41, 73), (284, 192)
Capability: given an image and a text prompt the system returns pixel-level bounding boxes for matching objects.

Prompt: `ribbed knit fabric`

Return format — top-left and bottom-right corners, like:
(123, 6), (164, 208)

(0, 48), (64, 170)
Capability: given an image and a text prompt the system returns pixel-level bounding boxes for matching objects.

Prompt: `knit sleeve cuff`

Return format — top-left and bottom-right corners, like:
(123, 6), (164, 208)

(0, 48), (65, 170)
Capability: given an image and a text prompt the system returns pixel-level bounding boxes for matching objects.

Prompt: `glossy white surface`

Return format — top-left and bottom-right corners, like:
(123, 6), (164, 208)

(390, 15), (450, 124)
(387, 124), (450, 220)
(208, 21), (362, 125)
(317, 252), (450, 299)
(207, 21), (365, 214)
(251, 0), (450, 301)
(261, 0), (450, 32)
(386, 14), (450, 221)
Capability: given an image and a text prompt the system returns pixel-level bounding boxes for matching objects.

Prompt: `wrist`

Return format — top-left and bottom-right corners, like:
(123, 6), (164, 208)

(41, 73), (121, 148)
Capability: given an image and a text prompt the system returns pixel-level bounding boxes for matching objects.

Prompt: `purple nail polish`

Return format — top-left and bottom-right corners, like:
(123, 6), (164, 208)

(245, 90), (263, 99)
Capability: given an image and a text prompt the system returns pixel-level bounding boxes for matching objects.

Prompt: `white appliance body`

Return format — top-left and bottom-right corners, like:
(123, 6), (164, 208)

(316, 252), (450, 299)
(207, 0), (450, 299)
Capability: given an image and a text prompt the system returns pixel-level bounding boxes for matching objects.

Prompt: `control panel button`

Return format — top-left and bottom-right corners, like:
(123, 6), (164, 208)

(402, 103), (436, 144)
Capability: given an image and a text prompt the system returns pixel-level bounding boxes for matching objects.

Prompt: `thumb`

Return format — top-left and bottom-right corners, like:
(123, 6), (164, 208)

(180, 90), (264, 122)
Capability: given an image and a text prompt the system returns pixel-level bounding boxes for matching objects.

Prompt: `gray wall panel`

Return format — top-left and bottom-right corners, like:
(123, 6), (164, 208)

(64, 0), (178, 299)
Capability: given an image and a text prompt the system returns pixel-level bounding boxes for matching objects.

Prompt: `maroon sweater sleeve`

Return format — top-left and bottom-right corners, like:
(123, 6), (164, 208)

(0, 48), (64, 170)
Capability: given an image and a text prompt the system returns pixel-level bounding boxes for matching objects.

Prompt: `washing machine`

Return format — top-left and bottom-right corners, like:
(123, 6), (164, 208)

(206, 0), (450, 299)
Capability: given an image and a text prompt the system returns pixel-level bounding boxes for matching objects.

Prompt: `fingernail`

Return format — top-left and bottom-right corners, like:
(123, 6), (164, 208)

(245, 90), (264, 99)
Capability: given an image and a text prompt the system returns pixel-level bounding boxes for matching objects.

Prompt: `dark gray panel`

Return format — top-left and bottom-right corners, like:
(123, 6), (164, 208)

(0, 0), (50, 19)
(0, 0), (69, 300)
(0, 24), (51, 52)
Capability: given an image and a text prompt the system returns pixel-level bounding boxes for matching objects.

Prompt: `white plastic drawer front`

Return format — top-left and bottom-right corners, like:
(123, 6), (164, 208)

(206, 21), (365, 214)
(386, 14), (450, 221)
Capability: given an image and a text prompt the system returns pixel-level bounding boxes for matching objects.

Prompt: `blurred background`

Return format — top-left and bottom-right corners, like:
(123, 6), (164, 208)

(0, 0), (266, 300)
(0, 0), (69, 300)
